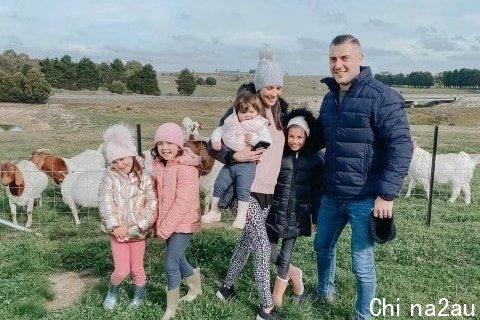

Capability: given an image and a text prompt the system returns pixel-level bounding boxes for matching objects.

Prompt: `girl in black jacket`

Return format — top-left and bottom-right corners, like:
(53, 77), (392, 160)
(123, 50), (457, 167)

(266, 107), (324, 307)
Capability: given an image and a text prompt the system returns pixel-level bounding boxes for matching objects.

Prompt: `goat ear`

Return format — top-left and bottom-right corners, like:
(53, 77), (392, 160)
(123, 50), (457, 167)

(32, 153), (45, 169)
(198, 122), (204, 129)
(14, 169), (23, 186)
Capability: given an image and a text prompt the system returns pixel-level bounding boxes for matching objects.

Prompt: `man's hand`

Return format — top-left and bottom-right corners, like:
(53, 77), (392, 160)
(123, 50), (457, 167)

(373, 197), (393, 219)
(212, 142), (222, 151)
(233, 148), (265, 162)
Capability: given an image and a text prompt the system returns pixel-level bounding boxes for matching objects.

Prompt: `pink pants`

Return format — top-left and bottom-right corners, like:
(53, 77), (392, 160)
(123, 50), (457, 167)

(110, 237), (146, 286)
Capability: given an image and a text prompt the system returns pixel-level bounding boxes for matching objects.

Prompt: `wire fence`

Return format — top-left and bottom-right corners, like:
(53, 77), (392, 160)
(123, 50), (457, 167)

(1, 124), (480, 233)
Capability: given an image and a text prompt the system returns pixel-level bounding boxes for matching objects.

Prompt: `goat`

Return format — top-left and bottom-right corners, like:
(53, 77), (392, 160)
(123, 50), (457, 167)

(0, 160), (49, 228)
(184, 139), (222, 215)
(60, 170), (104, 225)
(181, 117), (203, 141)
(30, 148), (105, 184)
(405, 144), (480, 204)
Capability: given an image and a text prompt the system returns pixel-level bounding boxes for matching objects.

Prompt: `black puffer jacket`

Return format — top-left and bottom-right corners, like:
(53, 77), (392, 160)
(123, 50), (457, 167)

(266, 108), (324, 239)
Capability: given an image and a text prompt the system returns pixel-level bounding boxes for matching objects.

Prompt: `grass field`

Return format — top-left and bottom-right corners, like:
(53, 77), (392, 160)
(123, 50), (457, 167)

(1, 82), (480, 319)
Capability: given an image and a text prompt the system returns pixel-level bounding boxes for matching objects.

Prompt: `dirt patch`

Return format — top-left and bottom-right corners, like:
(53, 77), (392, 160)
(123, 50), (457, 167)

(0, 103), (94, 131)
(45, 271), (100, 310)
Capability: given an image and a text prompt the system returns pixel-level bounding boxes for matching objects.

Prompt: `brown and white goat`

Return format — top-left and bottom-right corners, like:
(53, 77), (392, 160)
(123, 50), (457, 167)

(30, 148), (105, 184)
(0, 160), (49, 228)
(185, 139), (222, 215)
(182, 117), (204, 141)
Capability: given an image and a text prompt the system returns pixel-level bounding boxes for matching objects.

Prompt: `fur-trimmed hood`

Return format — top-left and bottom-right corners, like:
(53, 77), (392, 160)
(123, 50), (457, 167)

(282, 107), (318, 154)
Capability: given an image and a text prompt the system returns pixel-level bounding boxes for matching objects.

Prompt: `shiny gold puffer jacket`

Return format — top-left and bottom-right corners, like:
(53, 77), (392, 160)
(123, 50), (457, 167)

(98, 167), (158, 241)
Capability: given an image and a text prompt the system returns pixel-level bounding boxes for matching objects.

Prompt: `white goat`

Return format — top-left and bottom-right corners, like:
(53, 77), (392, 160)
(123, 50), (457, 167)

(181, 117), (203, 141)
(0, 160), (49, 228)
(405, 145), (480, 204)
(61, 170), (104, 225)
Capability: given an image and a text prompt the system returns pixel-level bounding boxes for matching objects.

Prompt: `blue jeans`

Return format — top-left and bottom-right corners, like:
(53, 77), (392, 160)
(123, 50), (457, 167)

(314, 196), (376, 320)
(165, 233), (194, 290)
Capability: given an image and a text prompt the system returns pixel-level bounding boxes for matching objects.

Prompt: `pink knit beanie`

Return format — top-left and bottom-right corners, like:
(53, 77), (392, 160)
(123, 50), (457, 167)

(155, 122), (184, 147)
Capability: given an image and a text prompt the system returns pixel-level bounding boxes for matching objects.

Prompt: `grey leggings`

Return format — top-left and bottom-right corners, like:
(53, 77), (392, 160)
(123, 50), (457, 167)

(165, 233), (194, 290)
(224, 196), (273, 309)
(269, 234), (297, 280)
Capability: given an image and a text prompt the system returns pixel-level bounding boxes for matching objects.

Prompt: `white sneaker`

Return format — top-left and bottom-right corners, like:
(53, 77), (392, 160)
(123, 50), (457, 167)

(201, 211), (221, 223)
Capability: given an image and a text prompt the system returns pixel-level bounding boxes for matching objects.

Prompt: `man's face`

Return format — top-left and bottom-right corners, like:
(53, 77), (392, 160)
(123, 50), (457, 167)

(329, 41), (363, 90)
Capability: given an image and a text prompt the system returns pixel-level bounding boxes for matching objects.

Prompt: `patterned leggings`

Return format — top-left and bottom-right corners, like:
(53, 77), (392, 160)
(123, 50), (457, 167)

(224, 196), (273, 309)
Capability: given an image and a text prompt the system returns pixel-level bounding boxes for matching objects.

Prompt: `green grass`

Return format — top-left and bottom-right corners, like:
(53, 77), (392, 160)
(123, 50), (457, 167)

(1, 88), (480, 319)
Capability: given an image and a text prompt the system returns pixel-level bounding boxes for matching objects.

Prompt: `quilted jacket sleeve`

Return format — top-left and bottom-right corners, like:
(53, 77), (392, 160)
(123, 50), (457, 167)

(374, 91), (413, 200)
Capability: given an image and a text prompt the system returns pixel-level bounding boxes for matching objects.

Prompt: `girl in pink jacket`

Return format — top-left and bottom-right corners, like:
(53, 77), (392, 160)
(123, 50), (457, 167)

(152, 122), (202, 320)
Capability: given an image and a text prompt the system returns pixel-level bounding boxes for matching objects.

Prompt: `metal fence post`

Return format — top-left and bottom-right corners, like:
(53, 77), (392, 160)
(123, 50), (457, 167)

(136, 124), (142, 155)
(426, 126), (439, 226)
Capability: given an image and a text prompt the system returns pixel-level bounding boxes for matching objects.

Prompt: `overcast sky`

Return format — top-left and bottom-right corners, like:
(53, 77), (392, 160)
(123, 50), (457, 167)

(1, 0), (479, 75)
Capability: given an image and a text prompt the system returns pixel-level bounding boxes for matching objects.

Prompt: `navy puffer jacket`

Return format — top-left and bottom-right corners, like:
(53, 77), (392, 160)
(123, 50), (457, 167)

(316, 66), (413, 200)
(266, 108), (324, 239)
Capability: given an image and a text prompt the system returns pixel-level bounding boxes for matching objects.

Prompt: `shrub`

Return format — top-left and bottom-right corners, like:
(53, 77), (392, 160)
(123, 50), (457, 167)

(176, 68), (196, 96)
(205, 76), (217, 86)
(196, 77), (205, 85)
(108, 80), (126, 94)
(0, 70), (51, 103)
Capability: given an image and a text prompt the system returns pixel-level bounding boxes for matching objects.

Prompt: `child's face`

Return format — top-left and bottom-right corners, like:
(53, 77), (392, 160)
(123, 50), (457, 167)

(112, 157), (134, 174)
(157, 141), (180, 161)
(237, 105), (259, 122)
(287, 126), (306, 151)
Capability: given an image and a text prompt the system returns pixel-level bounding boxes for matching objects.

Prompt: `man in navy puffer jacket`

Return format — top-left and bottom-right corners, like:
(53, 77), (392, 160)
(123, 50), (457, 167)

(313, 34), (413, 320)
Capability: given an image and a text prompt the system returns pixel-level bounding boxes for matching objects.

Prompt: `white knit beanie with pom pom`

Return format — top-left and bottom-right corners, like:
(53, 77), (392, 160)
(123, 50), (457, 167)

(102, 123), (138, 163)
(254, 49), (284, 91)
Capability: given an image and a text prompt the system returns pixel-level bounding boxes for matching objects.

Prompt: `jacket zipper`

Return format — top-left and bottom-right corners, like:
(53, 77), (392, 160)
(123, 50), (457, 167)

(286, 152), (297, 230)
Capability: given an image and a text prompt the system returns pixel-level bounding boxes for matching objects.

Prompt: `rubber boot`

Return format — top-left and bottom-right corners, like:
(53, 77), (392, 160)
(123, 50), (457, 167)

(103, 282), (120, 310)
(161, 287), (180, 320)
(287, 264), (304, 296)
(232, 201), (249, 229)
(127, 284), (146, 309)
(201, 197), (222, 223)
(272, 276), (289, 307)
(179, 268), (202, 302)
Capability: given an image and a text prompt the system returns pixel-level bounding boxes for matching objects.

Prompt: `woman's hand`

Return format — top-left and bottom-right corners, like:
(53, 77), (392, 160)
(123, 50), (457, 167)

(112, 226), (128, 241)
(233, 148), (265, 162)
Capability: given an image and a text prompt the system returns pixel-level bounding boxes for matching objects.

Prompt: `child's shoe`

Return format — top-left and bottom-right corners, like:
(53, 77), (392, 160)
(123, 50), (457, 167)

(103, 282), (120, 310)
(232, 201), (249, 229)
(201, 210), (221, 223)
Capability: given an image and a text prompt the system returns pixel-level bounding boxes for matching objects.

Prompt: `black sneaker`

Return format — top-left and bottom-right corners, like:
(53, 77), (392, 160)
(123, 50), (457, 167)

(216, 283), (236, 301)
(256, 306), (283, 320)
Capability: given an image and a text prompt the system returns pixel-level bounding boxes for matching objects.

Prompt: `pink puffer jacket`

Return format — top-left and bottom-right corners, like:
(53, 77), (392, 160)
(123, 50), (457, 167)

(153, 156), (201, 239)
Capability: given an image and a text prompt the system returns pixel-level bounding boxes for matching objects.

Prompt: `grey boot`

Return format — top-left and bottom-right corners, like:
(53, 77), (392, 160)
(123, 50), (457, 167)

(127, 284), (146, 309)
(103, 282), (120, 310)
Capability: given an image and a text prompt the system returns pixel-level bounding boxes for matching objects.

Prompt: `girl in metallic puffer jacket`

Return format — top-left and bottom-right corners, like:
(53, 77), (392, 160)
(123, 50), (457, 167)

(98, 123), (158, 310)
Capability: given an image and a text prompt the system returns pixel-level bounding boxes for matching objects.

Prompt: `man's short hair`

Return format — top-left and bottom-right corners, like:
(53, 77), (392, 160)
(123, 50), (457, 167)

(330, 34), (361, 48)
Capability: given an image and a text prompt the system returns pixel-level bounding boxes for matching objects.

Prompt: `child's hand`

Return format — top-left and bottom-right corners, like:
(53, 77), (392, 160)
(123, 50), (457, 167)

(311, 224), (317, 233)
(213, 142), (222, 151)
(245, 133), (253, 144)
(113, 226), (128, 241)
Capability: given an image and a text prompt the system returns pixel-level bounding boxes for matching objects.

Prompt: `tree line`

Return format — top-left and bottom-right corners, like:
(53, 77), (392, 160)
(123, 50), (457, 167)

(0, 50), (219, 103)
(374, 69), (480, 88)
